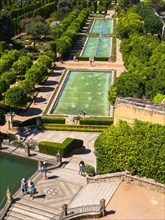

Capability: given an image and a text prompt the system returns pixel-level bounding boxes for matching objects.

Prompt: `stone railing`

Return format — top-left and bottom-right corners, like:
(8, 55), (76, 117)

(115, 97), (165, 113)
(87, 172), (165, 193)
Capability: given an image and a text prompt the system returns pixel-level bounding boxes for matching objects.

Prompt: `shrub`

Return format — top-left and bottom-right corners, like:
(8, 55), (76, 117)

(41, 116), (65, 124)
(84, 164), (95, 176)
(94, 57), (109, 61)
(80, 117), (113, 125)
(38, 137), (83, 157)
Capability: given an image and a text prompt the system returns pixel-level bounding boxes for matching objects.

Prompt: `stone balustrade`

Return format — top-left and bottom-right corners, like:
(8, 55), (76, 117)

(87, 172), (165, 193)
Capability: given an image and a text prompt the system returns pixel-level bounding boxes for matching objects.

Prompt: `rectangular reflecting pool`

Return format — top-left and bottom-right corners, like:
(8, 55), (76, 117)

(90, 19), (112, 34)
(0, 152), (37, 209)
(50, 70), (112, 116)
(81, 37), (111, 58)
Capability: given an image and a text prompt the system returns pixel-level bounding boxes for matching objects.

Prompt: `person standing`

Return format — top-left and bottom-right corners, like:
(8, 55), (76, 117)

(79, 161), (85, 176)
(41, 162), (48, 180)
(89, 59), (93, 67)
(28, 179), (35, 200)
(21, 178), (27, 195)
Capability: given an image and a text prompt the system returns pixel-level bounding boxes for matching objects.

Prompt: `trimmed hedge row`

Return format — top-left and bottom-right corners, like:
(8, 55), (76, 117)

(41, 116), (65, 124)
(39, 124), (107, 132)
(38, 137), (83, 157)
(80, 117), (113, 125)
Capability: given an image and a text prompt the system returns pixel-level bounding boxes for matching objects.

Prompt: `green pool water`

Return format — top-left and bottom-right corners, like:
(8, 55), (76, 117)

(81, 19), (112, 58)
(51, 70), (112, 116)
(90, 19), (112, 34)
(82, 37), (111, 58)
(0, 153), (37, 209)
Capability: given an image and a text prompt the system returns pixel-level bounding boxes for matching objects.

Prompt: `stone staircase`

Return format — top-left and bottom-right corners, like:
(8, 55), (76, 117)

(4, 198), (61, 220)
(68, 182), (121, 208)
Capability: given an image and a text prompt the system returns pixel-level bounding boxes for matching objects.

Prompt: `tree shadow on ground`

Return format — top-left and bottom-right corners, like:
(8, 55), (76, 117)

(38, 86), (54, 92)
(35, 96), (46, 103)
(19, 108), (42, 116)
(64, 147), (91, 158)
(55, 67), (65, 71)
(44, 80), (58, 86)
(50, 71), (62, 77)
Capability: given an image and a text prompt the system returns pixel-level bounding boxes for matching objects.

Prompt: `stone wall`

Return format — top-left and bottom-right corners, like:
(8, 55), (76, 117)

(114, 98), (165, 125)
(87, 172), (165, 193)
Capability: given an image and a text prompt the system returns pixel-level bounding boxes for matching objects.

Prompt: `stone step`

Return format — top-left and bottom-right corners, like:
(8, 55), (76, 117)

(19, 198), (59, 214)
(8, 206), (50, 220)
(68, 182), (121, 208)
(13, 202), (54, 218)
(5, 209), (32, 220)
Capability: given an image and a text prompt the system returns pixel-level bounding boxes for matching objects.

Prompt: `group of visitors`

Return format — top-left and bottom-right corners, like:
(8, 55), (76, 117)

(20, 161), (48, 200)
(21, 178), (36, 200)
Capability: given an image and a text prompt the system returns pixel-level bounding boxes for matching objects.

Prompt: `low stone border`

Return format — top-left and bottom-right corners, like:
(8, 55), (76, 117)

(87, 172), (165, 193)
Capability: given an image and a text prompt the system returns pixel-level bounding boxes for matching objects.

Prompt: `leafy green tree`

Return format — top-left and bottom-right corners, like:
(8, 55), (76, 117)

(56, 36), (72, 56)
(146, 74), (165, 99)
(116, 9), (143, 39)
(25, 63), (47, 84)
(19, 79), (35, 94)
(57, 0), (72, 19)
(136, 3), (153, 20)
(4, 86), (28, 108)
(1, 71), (16, 85)
(19, 56), (33, 69)
(25, 22), (49, 48)
(144, 14), (163, 35)
(12, 55), (32, 76)
(108, 72), (145, 105)
(37, 55), (52, 69)
(12, 60), (28, 76)
(153, 93), (165, 103)
(0, 79), (9, 93)
(95, 120), (165, 183)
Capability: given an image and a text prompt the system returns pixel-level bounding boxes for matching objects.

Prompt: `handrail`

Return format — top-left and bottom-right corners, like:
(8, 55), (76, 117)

(51, 204), (101, 220)
(67, 204), (101, 215)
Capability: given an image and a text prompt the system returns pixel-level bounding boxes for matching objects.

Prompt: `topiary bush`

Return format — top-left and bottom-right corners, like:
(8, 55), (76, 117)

(38, 137), (83, 157)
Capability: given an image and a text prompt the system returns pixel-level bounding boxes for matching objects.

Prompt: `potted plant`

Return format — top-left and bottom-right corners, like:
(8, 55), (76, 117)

(84, 164), (95, 177)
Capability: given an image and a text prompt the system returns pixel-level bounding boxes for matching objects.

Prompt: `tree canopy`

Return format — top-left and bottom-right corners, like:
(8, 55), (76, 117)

(95, 120), (165, 184)
(4, 86), (28, 108)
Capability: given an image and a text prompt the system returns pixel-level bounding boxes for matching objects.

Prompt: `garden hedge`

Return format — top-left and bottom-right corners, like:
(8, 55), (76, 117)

(41, 116), (65, 124)
(80, 117), (113, 125)
(39, 123), (107, 132)
(38, 137), (83, 157)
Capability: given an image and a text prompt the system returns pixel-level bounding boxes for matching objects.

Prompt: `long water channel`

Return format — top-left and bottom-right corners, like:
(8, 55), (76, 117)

(81, 19), (112, 58)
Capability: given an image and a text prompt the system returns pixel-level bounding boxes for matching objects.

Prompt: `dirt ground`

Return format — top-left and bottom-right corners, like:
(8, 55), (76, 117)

(97, 182), (165, 220)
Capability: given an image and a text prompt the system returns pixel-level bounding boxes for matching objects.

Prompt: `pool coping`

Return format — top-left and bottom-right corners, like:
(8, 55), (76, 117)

(46, 69), (115, 118)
